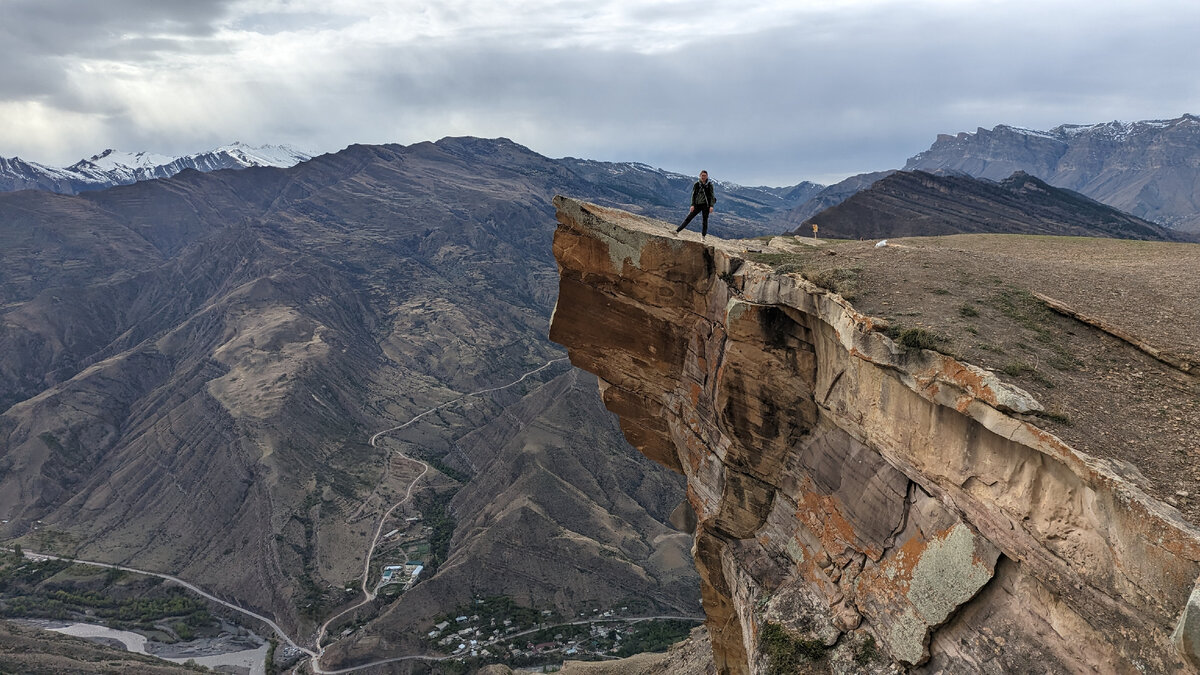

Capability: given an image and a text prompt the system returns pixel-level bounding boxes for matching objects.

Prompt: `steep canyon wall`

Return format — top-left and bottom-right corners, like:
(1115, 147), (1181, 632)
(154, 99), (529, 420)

(548, 197), (1200, 673)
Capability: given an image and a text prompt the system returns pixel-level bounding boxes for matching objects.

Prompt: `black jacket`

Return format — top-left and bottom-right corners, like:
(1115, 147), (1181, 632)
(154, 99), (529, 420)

(691, 180), (716, 208)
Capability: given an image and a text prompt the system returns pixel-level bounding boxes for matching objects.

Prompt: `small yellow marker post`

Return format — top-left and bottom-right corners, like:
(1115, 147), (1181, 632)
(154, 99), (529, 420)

(812, 223), (819, 240)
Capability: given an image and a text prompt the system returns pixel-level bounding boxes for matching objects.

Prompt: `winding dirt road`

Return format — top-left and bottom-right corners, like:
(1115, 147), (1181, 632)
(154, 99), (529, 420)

(310, 357), (570, 669)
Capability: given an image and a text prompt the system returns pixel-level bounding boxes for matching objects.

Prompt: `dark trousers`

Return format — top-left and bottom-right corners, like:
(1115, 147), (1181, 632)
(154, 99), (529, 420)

(676, 205), (710, 236)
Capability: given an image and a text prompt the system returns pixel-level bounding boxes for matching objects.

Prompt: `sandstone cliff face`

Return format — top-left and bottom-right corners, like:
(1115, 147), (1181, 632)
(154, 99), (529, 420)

(549, 197), (1200, 673)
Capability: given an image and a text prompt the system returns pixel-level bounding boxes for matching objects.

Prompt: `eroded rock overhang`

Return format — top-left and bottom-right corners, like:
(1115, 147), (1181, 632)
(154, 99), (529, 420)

(548, 196), (1200, 673)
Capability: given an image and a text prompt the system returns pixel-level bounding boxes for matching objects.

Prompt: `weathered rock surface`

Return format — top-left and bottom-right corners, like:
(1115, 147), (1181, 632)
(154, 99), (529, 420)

(549, 197), (1200, 673)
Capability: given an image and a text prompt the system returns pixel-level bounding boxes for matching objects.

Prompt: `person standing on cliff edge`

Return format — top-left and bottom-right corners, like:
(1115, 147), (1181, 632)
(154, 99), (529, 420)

(676, 170), (716, 239)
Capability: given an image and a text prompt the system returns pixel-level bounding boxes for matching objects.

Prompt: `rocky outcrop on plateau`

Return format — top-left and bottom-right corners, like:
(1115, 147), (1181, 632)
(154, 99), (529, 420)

(549, 197), (1200, 673)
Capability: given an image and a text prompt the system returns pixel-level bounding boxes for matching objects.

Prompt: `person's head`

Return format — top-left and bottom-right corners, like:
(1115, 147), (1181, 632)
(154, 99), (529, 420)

(699, 170), (709, 183)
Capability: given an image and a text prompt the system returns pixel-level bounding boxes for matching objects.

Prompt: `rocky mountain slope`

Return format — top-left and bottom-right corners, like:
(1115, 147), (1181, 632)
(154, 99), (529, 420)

(549, 197), (1200, 673)
(778, 170), (895, 229)
(904, 114), (1200, 232)
(792, 170), (1182, 240)
(320, 367), (700, 669)
(0, 142), (313, 193)
(0, 138), (737, 664)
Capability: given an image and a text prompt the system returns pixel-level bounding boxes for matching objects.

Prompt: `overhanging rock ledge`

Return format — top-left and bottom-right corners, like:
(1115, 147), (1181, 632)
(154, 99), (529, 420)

(548, 196), (1200, 674)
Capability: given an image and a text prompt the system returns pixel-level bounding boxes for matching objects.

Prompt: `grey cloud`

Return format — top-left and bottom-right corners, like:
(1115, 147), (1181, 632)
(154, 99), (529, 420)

(315, 3), (1189, 183)
(1, 0), (234, 55)
(4, 1), (1200, 184)
(0, 0), (236, 101)
(2, 0), (234, 44)
(230, 11), (359, 34)
(325, 5), (1199, 184)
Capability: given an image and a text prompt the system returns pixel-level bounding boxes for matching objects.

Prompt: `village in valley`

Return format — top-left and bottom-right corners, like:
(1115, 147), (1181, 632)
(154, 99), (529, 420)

(353, 470), (699, 670)
(421, 596), (697, 669)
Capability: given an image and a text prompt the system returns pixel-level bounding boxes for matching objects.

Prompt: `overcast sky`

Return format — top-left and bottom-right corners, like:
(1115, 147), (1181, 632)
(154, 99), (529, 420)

(2, 0), (1199, 186)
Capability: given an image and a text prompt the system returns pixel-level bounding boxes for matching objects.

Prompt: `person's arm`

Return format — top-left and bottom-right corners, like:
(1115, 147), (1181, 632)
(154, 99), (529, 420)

(708, 183), (716, 210)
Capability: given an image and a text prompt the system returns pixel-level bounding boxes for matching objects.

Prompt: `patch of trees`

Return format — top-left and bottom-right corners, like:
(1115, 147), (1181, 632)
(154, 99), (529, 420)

(0, 559), (215, 631)
(614, 619), (693, 657)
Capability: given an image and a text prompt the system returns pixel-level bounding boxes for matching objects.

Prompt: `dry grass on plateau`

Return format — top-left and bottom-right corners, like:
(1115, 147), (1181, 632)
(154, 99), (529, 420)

(753, 234), (1200, 525)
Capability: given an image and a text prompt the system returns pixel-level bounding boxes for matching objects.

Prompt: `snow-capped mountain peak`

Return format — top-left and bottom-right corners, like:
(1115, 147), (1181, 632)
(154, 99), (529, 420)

(1, 143), (315, 194)
(211, 142), (312, 168)
(75, 149), (177, 171)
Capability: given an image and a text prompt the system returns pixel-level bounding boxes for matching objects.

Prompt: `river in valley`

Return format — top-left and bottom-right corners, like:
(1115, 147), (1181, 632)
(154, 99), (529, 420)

(24, 619), (269, 675)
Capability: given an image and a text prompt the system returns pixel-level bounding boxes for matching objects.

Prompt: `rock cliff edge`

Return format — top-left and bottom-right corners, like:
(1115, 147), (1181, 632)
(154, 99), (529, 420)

(548, 196), (1200, 673)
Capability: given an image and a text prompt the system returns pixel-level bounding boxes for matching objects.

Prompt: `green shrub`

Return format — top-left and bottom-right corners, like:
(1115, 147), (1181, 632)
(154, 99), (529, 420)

(803, 267), (861, 298)
(1047, 353), (1079, 371)
(749, 252), (806, 267)
(886, 326), (945, 351)
(853, 634), (878, 665)
(1001, 361), (1032, 377)
(759, 622), (827, 674)
(1001, 361), (1054, 387)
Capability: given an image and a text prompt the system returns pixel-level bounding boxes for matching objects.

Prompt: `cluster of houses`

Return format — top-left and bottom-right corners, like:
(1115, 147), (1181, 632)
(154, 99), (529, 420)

(425, 609), (639, 662)
(429, 613), (521, 654)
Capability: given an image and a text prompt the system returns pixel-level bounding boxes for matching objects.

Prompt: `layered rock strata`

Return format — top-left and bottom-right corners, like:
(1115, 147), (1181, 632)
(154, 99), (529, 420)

(548, 196), (1200, 673)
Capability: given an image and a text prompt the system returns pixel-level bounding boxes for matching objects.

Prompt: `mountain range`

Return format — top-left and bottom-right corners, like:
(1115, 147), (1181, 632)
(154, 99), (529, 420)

(0, 142), (819, 238)
(773, 113), (1200, 235)
(0, 137), (834, 669)
(14, 113), (1199, 241)
(904, 114), (1200, 232)
(793, 170), (1184, 241)
(3, 114), (1200, 672)
(0, 142), (313, 193)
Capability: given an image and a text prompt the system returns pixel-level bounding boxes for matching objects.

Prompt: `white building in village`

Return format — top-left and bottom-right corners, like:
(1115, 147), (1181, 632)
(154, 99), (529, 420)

(380, 560), (425, 588)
